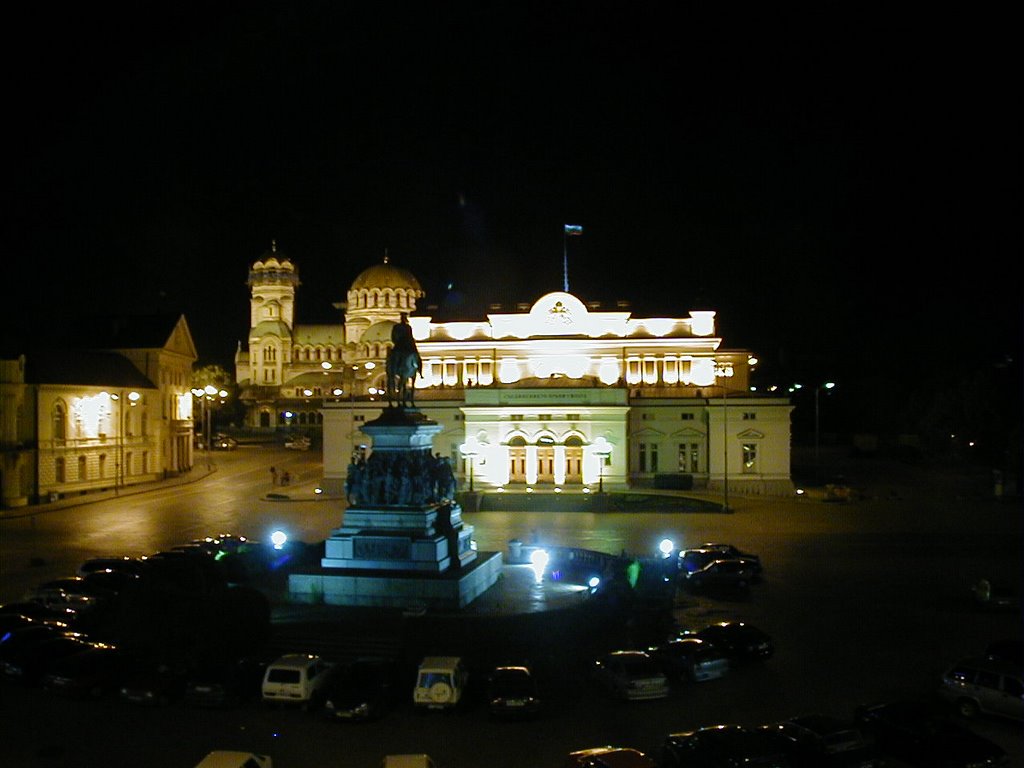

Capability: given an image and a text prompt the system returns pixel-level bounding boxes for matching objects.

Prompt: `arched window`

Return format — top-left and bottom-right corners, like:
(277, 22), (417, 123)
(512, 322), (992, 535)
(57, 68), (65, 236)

(53, 402), (67, 445)
(55, 458), (66, 483)
(78, 455), (87, 480)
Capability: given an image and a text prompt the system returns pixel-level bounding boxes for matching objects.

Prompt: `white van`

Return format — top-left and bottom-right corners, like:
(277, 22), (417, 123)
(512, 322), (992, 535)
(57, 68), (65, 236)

(412, 656), (468, 710)
(261, 653), (333, 708)
(193, 751), (272, 768)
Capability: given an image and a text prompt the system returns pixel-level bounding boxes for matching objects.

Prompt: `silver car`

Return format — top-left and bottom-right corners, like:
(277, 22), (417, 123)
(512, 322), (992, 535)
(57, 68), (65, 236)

(939, 657), (1024, 722)
(592, 650), (670, 701)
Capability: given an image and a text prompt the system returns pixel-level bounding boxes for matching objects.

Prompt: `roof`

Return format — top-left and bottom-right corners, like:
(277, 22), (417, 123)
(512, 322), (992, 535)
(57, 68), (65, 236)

(350, 258), (423, 293)
(24, 350), (156, 389)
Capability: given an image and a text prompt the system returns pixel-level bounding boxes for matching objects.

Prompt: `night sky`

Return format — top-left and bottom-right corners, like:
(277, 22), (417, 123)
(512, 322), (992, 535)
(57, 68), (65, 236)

(7, 3), (1020, 392)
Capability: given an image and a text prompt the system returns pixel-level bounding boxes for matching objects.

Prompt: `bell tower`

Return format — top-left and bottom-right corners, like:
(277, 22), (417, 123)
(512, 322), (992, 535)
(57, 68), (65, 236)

(246, 241), (300, 389)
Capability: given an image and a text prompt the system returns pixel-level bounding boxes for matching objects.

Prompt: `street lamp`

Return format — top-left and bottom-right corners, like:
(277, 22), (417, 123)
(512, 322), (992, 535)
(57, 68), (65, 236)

(460, 437), (480, 492)
(815, 382), (836, 465)
(107, 390), (140, 495)
(592, 436), (611, 494)
(191, 384), (221, 470)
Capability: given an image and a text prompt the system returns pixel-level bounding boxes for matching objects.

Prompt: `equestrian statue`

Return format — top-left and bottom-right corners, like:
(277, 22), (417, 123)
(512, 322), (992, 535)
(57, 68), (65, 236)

(386, 312), (422, 409)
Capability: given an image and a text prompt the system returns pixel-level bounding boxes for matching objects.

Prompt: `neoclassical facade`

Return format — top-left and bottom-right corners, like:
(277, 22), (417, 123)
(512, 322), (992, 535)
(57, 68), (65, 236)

(236, 246), (794, 496)
(2, 315), (198, 508)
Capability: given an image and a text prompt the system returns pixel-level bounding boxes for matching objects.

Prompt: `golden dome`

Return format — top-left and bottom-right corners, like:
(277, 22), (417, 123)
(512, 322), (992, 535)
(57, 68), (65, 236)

(350, 255), (423, 293)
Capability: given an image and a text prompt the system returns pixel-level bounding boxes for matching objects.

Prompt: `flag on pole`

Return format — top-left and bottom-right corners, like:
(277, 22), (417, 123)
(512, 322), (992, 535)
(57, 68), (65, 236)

(564, 224), (583, 236)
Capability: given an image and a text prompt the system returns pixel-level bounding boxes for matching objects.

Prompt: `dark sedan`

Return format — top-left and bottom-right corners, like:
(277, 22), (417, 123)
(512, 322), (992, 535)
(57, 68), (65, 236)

(760, 713), (884, 767)
(486, 664), (542, 719)
(323, 657), (401, 722)
(661, 724), (792, 768)
(683, 558), (760, 590)
(184, 656), (270, 708)
(1, 635), (100, 685)
(692, 621), (774, 663)
(119, 662), (191, 706)
(647, 637), (730, 683)
(43, 643), (146, 698)
(854, 699), (1009, 768)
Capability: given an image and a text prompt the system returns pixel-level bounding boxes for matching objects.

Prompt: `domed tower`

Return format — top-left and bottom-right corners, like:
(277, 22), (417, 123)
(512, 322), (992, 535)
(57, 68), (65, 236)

(245, 241), (300, 389)
(344, 253), (424, 347)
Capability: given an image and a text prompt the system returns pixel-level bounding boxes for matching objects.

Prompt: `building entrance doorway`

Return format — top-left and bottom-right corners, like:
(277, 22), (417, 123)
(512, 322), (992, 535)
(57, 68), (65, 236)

(536, 447), (555, 483)
(508, 438), (527, 483)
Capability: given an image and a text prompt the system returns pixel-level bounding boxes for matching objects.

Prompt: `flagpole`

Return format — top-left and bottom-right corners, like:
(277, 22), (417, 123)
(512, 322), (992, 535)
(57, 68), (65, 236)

(563, 227), (569, 292)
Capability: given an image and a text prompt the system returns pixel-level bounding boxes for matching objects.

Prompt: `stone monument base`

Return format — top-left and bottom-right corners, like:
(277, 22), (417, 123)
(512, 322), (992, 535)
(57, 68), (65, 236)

(288, 550), (503, 610)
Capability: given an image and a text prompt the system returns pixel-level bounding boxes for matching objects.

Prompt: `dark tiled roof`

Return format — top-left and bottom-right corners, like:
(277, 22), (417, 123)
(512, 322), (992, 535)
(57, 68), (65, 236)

(60, 313), (184, 350)
(25, 350), (156, 389)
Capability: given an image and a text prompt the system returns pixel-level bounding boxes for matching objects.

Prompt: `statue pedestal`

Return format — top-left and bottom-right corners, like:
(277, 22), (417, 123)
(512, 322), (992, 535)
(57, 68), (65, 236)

(289, 407), (496, 610)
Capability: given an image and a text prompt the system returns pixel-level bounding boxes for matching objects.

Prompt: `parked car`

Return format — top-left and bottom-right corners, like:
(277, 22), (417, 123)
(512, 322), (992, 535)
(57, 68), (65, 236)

(486, 663), (542, 718)
(680, 543), (762, 575)
(692, 621), (774, 663)
(81, 568), (141, 595)
(0, 612), (70, 636)
(684, 558), (759, 590)
(647, 637), (730, 683)
(24, 576), (116, 614)
(760, 713), (885, 767)
(0, 601), (79, 626)
(184, 656), (271, 708)
(42, 643), (146, 698)
(1, 624), (87, 663)
(591, 650), (669, 701)
(854, 698), (1009, 768)
(284, 435), (311, 450)
(938, 657), (1024, 721)
(212, 434), (238, 450)
(323, 656), (400, 722)
(1, 635), (100, 685)
(563, 746), (657, 767)
(413, 656), (469, 711)
(77, 556), (152, 578)
(190, 534), (254, 554)
(661, 724), (793, 768)
(119, 661), (192, 706)
(261, 653), (335, 709)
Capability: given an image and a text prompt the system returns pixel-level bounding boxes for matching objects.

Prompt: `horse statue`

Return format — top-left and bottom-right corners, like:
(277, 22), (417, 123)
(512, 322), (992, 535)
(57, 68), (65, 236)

(386, 313), (422, 409)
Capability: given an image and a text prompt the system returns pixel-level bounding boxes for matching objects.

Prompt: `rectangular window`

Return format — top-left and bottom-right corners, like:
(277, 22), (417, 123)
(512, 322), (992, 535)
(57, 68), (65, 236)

(742, 412), (756, 420)
(681, 413), (694, 420)
(678, 443), (699, 473)
(639, 443), (647, 473)
(650, 443), (659, 473)
(742, 443), (757, 473)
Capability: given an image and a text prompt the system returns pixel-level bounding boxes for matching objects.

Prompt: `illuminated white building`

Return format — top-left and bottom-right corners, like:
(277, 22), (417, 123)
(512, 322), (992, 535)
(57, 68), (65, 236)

(236, 247), (794, 497)
(1, 315), (198, 508)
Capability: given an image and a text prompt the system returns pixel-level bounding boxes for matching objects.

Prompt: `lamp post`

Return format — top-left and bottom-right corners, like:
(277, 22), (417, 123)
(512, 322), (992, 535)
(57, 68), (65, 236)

(814, 382), (836, 465)
(109, 390), (140, 494)
(592, 436), (611, 494)
(191, 385), (219, 470)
